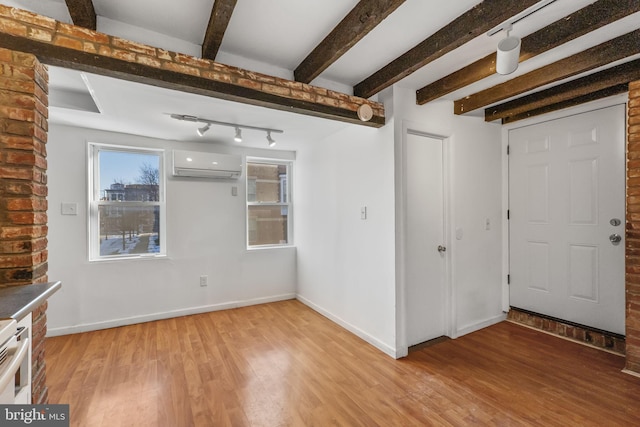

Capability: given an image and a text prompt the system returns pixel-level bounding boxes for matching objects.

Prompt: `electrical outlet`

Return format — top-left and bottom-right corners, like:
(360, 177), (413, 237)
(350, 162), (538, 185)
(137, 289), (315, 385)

(199, 275), (208, 287)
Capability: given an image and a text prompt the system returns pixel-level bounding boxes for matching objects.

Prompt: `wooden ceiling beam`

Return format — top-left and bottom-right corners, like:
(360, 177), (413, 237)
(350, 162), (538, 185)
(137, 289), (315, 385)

(485, 59), (640, 123)
(454, 29), (640, 115)
(501, 84), (629, 125)
(202, 0), (237, 61)
(417, 0), (640, 105)
(64, 0), (96, 30)
(294, 0), (405, 84)
(0, 28), (384, 128)
(353, 0), (539, 99)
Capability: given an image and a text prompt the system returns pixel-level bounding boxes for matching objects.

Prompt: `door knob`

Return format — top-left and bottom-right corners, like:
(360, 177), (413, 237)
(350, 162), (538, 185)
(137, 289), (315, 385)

(609, 234), (622, 244)
(437, 245), (446, 253)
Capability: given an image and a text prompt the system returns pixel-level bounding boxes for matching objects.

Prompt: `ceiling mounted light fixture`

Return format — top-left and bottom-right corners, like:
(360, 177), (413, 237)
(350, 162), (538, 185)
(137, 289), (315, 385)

(169, 114), (284, 147)
(196, 123), (211, 137)
(496, 24), (520, 75)
(267, 131), (276, 147)
(488, 0), (557, 75)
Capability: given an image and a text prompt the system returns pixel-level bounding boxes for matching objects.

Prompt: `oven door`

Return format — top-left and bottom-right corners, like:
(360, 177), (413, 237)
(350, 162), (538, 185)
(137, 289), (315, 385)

(0, 333), (30, 404)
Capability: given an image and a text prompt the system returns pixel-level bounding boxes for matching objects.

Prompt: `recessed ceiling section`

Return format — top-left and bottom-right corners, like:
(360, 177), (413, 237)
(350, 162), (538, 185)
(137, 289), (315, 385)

(49, 88), (101, 113)
(48, 68), (101, 114)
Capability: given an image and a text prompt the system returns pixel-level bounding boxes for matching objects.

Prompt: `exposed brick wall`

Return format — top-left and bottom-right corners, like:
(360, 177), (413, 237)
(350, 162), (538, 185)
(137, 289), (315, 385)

(627, 80), (640, 374)
(507, 308), (625, 355)
(0, 5), (384, 122)
(0, 47), (49, 403)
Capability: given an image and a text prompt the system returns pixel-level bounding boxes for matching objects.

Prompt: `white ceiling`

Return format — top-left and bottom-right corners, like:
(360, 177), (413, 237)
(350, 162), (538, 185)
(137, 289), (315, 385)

(1, 0), (636, 149)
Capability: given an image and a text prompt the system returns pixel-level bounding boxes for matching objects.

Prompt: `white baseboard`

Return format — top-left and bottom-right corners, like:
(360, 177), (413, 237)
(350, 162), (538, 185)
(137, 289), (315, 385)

(622, 369), (640, 379)
(46, 293), (296, 337)
(454, 313), (507, 338)
(296, 294), (397, 358)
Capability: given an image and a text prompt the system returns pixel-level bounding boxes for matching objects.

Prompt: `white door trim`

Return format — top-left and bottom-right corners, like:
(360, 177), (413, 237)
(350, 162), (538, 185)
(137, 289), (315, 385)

(396, 120), (453, 357)
(501, 94), (629, 314)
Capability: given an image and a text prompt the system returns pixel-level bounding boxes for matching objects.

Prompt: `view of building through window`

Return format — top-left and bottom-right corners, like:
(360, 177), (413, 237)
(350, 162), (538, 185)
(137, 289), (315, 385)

(91, 147), (164, 259)
(247, 161), (291, 247)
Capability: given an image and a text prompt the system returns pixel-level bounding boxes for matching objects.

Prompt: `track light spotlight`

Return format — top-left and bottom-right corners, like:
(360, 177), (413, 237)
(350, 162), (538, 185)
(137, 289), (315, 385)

(169, 114), (284, 144)
(496, 24), (520, 75)
(196, 123), (210, 137)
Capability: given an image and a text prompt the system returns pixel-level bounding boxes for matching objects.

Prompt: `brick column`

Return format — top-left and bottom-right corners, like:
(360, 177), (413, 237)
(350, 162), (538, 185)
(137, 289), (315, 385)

(0, 48), (49, 403)
(627, 80), (640, 374)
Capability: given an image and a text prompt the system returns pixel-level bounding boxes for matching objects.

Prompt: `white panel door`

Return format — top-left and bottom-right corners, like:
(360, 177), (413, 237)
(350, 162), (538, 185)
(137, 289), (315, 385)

(509, 105), (626, 334)
(405, 132), (446, 346)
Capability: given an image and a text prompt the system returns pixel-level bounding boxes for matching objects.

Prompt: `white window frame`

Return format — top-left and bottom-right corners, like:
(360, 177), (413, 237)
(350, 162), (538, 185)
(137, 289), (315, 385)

(246, 158), (293, 249)
(88, 143), (166, 261)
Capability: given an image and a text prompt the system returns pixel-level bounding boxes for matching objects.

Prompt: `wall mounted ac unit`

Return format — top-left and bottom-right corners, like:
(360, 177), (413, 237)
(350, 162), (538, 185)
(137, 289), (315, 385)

(172, 150), (242, 179)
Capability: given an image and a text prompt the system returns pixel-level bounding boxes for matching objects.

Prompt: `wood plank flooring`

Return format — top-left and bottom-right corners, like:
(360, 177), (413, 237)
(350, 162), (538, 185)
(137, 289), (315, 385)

(46, 300), (640, 426)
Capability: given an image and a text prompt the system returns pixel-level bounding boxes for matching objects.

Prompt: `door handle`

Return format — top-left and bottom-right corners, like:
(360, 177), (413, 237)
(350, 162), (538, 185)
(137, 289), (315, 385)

(609, 234), (622, 245)
(437, 245), (446, 253)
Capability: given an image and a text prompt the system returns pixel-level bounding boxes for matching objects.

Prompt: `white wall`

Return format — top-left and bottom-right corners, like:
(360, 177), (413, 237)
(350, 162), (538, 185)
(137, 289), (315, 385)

(294, 86), (504, 358)
(46, 124), (296, 335)
(294, 104), (397, 357)
(47, 86), (505, 357)
(392, 86), (504, 351)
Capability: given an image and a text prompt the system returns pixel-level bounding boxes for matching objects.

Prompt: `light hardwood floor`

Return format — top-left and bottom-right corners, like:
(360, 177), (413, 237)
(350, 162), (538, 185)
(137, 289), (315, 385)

(47, 300), (640, 426)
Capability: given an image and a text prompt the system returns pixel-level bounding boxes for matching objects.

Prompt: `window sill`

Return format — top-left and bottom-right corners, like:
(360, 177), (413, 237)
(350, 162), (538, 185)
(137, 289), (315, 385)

(89, 253), (168, 263)
(246, 245), (295, 252)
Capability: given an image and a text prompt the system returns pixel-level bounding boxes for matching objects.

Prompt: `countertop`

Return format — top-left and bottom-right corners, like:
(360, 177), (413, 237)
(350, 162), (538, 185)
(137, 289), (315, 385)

(0, 281), (61, 321)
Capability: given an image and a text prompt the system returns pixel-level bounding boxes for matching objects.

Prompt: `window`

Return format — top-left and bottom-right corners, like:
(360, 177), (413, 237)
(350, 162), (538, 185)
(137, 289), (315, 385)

(246, 159), (292, 248)
(88, 143), (165, 260)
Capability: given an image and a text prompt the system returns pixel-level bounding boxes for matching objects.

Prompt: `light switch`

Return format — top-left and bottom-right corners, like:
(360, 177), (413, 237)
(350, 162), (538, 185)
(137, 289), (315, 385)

(61, 202), (78, 215)
(231, 186), (238, 196)
(361, 206), (367, 220)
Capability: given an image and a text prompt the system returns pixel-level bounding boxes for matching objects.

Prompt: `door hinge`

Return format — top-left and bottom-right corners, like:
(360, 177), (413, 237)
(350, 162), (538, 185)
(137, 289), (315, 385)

(507, 274), (511, 285)
(507, 209), (510, 220)
(507, 145), (510, 155)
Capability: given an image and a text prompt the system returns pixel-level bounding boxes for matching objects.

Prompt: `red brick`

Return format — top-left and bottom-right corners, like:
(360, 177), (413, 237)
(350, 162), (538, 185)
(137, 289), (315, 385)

(6, 197), (46, 211)
(0, 252), (44, 268)
(235, 78), (261, 90)
(0, 225), (47, 239)
(57, 22), (109, 44)
(53, 35), (84, 51)
(98, 46), (136, 62)
(262, 84), (291, 97)
(0, 77), (35, 94)
(0, 238), (46, 254)
(111, 37), (156, 57)
(0, 105), (35, 121)
(6, 211), (47, 225)
(27, 26), (52, 42)
(162, 62), (200, 76)
(201, 70), (232, 83)
(2, 181), (47, 196)
(0, 17), (27, 37)
(136, 55), (162, 68)
(173, 53), (210, 68)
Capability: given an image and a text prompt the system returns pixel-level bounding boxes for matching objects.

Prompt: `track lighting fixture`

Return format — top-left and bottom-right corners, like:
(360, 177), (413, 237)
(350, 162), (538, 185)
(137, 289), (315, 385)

(267, 131), (276, 147)
(487, 0), (556, 76)
(496, 24), (520, 75)
(196, 123), (210, 137)
(170, 114), (283, 147)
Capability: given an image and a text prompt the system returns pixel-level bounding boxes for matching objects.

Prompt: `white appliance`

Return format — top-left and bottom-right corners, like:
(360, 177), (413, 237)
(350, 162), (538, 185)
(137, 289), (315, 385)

(0, 314), (31, 404)
(172, 150), (242, 179)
